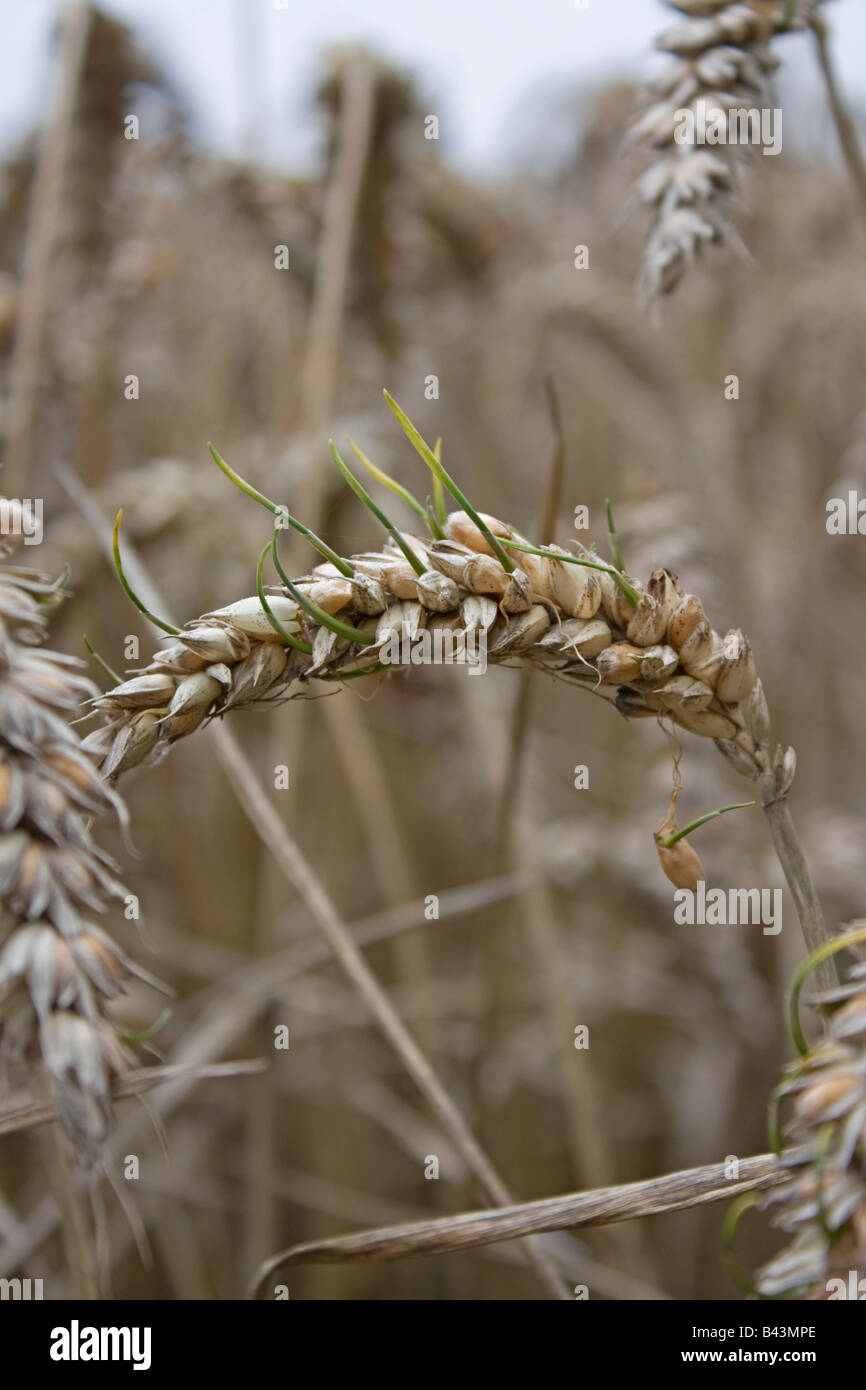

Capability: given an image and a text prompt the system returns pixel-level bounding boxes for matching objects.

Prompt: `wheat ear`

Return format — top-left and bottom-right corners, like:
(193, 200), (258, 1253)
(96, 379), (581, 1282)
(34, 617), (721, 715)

(0, 557), (158, 1166)
(91, 513), (774, 771)
(88, 409), (830, 979)
(630, 1), (826, 300)
(754, 926), (866, 1296)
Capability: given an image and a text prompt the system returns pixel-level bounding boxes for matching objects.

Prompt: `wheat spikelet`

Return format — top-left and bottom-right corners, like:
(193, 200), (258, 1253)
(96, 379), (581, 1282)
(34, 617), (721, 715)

(0, 555), (153, 1165)
(90, 502), (788, 798)
(631, 0), (824, 300)
(756, 927), (866, 1297)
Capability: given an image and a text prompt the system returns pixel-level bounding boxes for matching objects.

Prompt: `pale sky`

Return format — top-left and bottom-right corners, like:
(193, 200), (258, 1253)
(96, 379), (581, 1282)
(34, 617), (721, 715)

(2, 0), (865, 174)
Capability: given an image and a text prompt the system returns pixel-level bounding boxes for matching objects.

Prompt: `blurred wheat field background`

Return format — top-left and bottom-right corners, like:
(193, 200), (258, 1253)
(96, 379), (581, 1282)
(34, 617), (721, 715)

(1, 0), (866, 1301)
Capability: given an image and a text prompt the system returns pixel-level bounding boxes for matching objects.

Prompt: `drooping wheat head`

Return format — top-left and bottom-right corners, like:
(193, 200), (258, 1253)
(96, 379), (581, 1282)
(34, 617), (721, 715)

(88, 402), (792, 820)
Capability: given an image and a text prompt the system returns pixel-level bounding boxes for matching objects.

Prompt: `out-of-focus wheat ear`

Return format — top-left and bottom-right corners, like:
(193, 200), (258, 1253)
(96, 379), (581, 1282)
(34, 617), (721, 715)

(0, 558), (161, 1166)
(629, 1), (822, 301)
(754, 926), (866, 1297)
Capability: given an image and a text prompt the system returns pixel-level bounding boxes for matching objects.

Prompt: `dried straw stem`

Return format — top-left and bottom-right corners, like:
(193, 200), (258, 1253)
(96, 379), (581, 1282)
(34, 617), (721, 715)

(810, 14), (866, 222)
(760, 778), (836, 990)
(3, 2), (92, 497)
(249, 1150), (786, 1294)
(208, 722), (570, 1300)
(297, 51), (377, 444)
(289, 56), (434, 1006)
(0, 1059), (267, 1139)
(476, 382), (656, 1278)
(46, 1125), (101, 1298)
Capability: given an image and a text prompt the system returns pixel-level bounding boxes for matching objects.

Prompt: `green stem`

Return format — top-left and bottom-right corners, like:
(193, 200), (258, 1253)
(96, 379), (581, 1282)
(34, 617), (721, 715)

(383, 391), (515, 573)
(720, 1195), (762, 1297)
(605, 498), (625, 574)
(319, 661), (389, 682)
(431, 456), (447, 529)
(117, 1007), (172, 1044)
(209, 442), (355, 578)
(271, 528), (377, 645)
(430, 439), (447, 536)
(348, 439), (428, 521)
(255, 543), (312, 654)
(330, 441), (426, 576)
(499, 536), (640, 607)
(112, 511), (181, 635)
(787, 926), (866, 1057)
(83, 635), (123, 687)
(656, 801), (755, 849)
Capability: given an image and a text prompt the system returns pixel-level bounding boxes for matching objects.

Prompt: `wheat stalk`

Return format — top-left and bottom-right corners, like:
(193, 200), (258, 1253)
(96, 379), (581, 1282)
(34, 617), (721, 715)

(3, 3), (92, 498)
(249, 1151), (786, 1295)
(630, 1), (827, 301)
(0, 555), (159, 1166)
